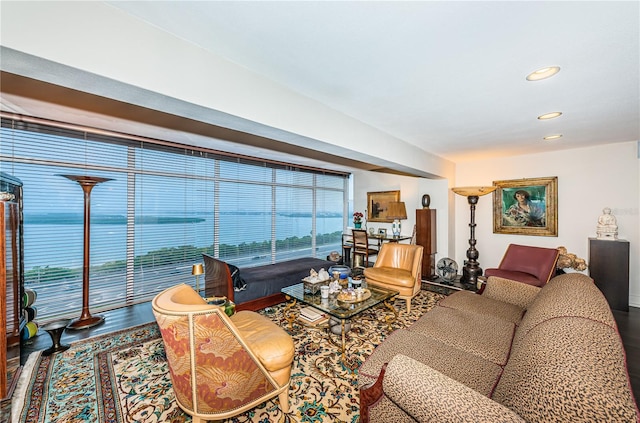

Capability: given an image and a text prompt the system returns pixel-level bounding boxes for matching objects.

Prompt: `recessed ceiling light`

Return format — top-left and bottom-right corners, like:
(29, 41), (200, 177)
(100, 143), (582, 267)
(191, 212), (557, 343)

(526, 66), (561, 81)
(538, 112), (563, 120)
(543, 134), (563, 140)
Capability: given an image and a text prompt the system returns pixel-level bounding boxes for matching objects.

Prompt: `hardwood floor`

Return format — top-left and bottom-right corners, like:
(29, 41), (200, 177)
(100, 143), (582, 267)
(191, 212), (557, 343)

(21, 302), (640, 407)
(21, 302), (155, 358)
(613, 306), (640, 404)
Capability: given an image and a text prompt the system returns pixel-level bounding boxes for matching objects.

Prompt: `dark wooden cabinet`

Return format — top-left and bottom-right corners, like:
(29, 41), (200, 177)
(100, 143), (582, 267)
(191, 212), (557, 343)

(0, 172), (23, 418)
(416, 209), (437, 280)
(589, 238), (630, 312)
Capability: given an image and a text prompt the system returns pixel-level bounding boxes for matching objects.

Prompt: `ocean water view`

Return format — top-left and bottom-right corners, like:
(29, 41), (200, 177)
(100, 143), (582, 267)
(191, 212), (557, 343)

(23, 212), (345, 270)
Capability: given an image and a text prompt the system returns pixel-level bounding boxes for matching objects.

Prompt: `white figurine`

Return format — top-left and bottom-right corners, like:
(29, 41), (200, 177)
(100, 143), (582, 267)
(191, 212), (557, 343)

(596, 207), (618, 240)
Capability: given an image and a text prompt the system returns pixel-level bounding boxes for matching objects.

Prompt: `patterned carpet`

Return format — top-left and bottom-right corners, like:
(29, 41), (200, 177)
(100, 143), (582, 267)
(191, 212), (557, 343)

(13, 290), (444, 423)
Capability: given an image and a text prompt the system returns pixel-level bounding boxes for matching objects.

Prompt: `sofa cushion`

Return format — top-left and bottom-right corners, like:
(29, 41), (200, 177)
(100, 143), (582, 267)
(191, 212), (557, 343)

(493, 316), (639, 422)
(407, 306), (516, 366)
(359, 329), (504, 397)
(482, 276), (541, 310)
(230, 310), (295, 373)
(368, 395), (416, 423)
(439, 290), (526, 325)
(363, 267), (415, 289)
(513, 272), (616, 346)
(483, 269), (543, 287)
(384, 355), (526, 423)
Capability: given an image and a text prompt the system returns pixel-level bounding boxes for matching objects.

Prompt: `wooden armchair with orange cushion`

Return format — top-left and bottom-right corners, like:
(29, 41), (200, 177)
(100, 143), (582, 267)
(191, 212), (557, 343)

(363, 243), (423, 313)
(152, 283), (294, 422)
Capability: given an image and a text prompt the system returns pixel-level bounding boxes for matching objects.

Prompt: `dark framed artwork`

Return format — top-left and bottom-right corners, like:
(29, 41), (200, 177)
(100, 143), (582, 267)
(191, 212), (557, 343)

(493, 176), (558, 236)
(367, 190), (400, 222)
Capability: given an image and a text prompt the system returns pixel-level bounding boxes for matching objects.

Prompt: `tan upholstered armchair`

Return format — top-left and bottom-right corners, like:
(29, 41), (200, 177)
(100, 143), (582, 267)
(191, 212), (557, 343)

(152, 283), (294, 422)
(363, 243), (423, 313)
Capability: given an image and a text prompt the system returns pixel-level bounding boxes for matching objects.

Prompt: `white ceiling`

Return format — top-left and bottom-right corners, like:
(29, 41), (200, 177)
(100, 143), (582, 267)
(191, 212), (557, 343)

(102, 1), (640, 163)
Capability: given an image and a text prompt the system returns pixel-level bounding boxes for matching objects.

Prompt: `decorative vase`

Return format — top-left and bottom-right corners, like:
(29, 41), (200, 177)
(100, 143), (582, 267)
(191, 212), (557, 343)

(354, 222), (362, 228)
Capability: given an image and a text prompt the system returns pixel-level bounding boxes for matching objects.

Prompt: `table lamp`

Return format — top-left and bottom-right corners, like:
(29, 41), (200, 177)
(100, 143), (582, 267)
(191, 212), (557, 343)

(192, 263), (204, 294)
(451, 186), (497, 285)
(387, 201), (407, 237)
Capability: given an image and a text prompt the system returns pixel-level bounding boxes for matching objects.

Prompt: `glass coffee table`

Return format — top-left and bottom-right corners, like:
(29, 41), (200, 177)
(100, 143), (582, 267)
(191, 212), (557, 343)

(281, 283), (399, 360)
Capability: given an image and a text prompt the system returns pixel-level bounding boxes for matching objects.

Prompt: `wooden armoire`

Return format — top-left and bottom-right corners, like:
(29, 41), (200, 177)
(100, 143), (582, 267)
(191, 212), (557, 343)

(415, 208), (437, 280)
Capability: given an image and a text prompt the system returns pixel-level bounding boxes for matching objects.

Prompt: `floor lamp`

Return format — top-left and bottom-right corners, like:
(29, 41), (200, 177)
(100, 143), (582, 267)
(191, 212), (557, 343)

(452, 186), (497, 285)
(61, 174), (113, 330)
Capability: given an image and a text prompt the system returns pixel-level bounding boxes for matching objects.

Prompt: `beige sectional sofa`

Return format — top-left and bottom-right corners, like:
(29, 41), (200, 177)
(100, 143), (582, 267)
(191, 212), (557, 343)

(359, 273), (639, 422)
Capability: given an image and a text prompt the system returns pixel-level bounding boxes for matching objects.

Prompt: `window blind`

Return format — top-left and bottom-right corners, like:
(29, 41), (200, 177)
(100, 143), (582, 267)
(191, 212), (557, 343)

(0, 115), (348, 322)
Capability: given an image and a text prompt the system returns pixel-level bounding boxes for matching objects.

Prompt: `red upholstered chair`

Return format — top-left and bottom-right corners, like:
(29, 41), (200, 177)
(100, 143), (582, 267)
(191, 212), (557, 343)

(484, 244), (560, 287)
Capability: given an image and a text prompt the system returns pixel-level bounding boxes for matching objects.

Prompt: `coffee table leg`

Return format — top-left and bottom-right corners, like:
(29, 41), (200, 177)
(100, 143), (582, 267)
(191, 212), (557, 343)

(341, 319), (346, 361)
(326, 319), (349, 361)
(383, 299), (398, 331)
(283, 296), (297, 331)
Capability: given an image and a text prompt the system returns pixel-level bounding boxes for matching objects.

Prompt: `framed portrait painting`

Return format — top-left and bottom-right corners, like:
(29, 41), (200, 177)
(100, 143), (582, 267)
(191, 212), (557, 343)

(493, 177), (558, 236)
(367, 190), (400, 222)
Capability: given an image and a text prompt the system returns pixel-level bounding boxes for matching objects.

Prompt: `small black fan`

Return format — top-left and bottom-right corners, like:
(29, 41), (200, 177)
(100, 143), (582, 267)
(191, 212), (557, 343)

(436, 258), (458, 283)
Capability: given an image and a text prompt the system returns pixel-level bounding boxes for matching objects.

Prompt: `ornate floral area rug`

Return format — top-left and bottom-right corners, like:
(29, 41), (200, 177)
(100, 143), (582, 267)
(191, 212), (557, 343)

(14, 290), (444, 423)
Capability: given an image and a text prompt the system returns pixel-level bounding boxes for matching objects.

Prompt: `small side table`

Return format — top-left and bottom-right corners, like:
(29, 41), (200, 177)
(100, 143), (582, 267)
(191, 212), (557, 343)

(41, 318), (71, 356)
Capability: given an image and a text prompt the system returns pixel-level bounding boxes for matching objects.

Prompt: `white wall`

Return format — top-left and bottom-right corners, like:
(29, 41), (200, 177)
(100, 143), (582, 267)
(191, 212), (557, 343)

(455, 141), (640, 307)
(352, 170), (451, 264)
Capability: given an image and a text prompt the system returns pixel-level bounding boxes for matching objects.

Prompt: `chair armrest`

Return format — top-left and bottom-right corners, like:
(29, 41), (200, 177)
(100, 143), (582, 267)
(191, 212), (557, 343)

(482, 276), (541, 309)
(359, 363), (387, 423)
(383, 355), (526, 422)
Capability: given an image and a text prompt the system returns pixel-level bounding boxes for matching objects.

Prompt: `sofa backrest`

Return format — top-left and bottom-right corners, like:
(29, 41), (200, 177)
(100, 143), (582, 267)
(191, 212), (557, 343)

(512, 273), (616, 345)
(493, 273), (639, 422)
(374, 243), (424, 278)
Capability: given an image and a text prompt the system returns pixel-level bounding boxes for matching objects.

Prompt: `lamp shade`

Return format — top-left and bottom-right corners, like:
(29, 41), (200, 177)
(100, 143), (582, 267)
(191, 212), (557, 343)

(387, 201), (407, 219)
(192, 263), (204, 276)
(451, 186), (497, 197)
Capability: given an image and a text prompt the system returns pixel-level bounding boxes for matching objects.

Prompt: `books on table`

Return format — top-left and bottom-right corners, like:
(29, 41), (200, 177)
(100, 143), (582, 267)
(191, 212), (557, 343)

(299, 306), (328, 325)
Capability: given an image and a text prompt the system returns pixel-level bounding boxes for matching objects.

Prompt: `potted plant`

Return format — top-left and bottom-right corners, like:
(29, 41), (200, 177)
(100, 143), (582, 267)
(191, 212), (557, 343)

(353, 211), (364, 228)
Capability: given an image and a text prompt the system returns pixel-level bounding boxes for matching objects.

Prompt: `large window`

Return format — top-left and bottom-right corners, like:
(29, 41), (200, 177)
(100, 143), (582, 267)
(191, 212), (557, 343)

(0, 116), (348, 322)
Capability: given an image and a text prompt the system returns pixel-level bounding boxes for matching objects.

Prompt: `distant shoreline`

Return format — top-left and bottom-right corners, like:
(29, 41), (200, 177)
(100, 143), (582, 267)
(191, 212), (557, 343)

(24, 211), (342, 225)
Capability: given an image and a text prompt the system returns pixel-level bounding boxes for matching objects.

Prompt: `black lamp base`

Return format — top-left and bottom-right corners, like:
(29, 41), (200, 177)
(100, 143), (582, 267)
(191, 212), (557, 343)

(461, 264), (482, 286)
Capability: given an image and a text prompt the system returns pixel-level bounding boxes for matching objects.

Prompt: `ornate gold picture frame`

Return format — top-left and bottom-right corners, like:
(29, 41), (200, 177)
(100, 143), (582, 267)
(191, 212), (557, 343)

(493, 177), (558, 236)
(367, 190), (400, 222)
